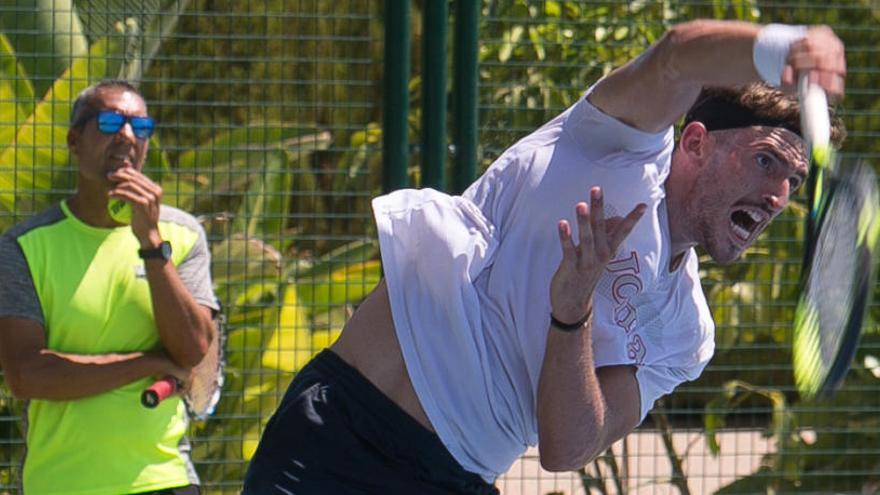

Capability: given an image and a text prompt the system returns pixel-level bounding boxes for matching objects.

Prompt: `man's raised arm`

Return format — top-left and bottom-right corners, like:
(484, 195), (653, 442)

(588, 20), (845, 133)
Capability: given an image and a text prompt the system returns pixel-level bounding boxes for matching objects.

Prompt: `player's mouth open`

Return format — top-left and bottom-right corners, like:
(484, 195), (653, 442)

(729, 207), (768, 246)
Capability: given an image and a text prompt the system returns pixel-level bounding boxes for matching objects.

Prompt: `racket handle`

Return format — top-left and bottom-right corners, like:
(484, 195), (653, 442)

(798, 73), (830, 149)
(141, 376), (178, 408)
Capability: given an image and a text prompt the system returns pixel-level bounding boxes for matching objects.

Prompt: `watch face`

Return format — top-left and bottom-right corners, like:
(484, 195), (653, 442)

(141, 241), (172, 260)
(160, 241), (172, 260)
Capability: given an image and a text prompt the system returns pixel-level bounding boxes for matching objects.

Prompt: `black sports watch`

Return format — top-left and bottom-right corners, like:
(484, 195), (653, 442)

(138, 241), (172, 261)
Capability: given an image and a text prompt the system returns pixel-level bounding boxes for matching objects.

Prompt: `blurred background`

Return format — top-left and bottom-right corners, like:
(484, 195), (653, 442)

(0, 1), (879, 493)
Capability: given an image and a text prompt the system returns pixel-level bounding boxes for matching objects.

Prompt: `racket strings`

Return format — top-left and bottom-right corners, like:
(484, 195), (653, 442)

(806, 186), (860, 366)
(794, 163), (880, 398)
(184, 316), (226, 420)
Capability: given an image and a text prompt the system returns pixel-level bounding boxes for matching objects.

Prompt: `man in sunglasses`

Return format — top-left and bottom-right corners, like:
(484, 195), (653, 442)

(0, 80), (218, 495)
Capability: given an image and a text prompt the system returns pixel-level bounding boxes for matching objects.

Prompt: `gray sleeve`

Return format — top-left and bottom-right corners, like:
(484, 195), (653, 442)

(0, 234), (45, 325)
(177, 225), (220, 312)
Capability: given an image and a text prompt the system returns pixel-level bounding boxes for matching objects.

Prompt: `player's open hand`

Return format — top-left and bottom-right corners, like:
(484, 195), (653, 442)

(782, 25), (846, 100)
(550, 187), (646, 325)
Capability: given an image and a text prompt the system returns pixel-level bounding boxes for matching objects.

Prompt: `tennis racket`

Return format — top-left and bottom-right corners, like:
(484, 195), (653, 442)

(792, 76), (880, 400)
(142, 311), (226, 420)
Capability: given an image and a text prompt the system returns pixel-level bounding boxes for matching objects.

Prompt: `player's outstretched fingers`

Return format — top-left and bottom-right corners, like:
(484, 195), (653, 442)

(590, 187), (609, 262)
(557, 220), (576, 261)
(575, 202), (592, 256)
(609, 203), (648, 251)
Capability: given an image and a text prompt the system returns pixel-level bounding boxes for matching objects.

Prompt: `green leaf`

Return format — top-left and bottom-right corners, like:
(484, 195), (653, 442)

(0, 0), (89, 97)
(0, 38), (115, 215)
(499, 25), (524, 63)
(74, 0), (193, 82)
(337, 122), (380, 180)
(211, 236), (283, 327)
(732, 0), (761, 21)
(543, 1), (562, 17)
(176, 124), (328, 171)
(159, 170), (198, 211)
(704, 397), (729, 455)
(714, 468), (774, 494)
(527, 26), (545, 61)
(232, 149), (285, 238)
(296, 260), (381, 314)
(224, 326), (264, 372)
(288, 238), (378, 280)
(177, 125), (329, 244)
(211, 236), (283, 286)
(144, 134), (171, 178)
(261, 284), (316, 372)
(0, 33), (35, 149)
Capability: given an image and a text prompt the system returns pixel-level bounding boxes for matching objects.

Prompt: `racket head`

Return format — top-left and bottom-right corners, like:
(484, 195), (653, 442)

(793, 162), (880, 399)
(182, 311), (226, 420)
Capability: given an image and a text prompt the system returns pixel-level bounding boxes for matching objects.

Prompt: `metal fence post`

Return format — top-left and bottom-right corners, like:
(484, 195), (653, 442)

(383, 0), (410, 193)
(452, 0), (478, 194)
(421, 0), (448, 191)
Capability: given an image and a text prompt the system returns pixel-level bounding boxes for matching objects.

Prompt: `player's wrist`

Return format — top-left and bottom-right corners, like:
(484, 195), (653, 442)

(145, 350), (188, 379)
(753, 23), (807, 87)
(141, 351), (173, 376)
(549, 310), (592, 332)
(138, 231), (164, 250)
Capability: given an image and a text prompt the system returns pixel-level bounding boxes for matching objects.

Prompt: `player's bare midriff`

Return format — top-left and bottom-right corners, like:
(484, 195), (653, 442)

(330, 279), (436, 433)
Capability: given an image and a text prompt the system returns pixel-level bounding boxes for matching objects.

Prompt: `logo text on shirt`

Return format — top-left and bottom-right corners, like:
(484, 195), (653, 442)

(606, 250), (646, 364)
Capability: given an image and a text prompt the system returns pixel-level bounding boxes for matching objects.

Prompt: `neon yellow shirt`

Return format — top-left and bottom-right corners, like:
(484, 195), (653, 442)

(1, 201), (216, 494)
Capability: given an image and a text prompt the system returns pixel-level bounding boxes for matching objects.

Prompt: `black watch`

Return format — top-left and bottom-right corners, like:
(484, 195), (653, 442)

(138, 241), (172, 261)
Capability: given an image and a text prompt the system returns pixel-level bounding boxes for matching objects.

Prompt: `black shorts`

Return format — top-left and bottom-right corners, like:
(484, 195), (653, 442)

(242, 349), (499, 495)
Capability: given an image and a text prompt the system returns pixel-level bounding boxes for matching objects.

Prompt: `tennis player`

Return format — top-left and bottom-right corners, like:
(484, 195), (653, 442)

(243, 20), (846, 494)
(0, 81), (219, 494)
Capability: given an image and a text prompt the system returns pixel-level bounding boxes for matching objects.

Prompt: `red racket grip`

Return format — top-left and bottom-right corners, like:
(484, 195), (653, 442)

(141, 376), (178, 408)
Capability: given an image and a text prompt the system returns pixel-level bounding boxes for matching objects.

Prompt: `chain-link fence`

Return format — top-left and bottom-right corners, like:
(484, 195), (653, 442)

(0, 1), (878, 493)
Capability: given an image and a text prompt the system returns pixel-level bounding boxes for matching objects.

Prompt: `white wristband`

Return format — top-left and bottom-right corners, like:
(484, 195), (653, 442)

(752, 24), (807, 87)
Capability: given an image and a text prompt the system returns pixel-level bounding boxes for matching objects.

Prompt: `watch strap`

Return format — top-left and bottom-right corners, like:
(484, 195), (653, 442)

(138, 241), (171, 260)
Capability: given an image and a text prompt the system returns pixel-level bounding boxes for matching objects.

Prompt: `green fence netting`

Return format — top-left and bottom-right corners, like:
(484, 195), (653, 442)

(0, 1), (878, 494)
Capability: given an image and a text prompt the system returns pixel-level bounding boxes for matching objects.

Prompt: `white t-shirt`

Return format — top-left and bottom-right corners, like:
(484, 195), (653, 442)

(372, 86), (715, 483)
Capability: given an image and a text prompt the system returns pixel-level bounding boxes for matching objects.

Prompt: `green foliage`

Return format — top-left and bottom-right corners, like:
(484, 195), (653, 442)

(73, 0), (194, 82)
(0, 8), (381, 490)
(0, 0), (190, 97)
(0, 0), (88, 98)
(0, 37), (115, 219)
(2, 0), (880, 493)
(478, 1), (670, 158)
(169, 123), (332, 248)
(149, 70), (377, 492)
(476, 0), (764, 163)
(0, 33), (35, 147)
(191, 228), (379, 488)
(705, 381), (802, 486)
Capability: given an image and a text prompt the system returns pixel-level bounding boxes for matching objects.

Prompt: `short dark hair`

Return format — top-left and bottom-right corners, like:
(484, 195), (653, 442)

(69, 80), (145, 129)
(683, 83), (846, 147)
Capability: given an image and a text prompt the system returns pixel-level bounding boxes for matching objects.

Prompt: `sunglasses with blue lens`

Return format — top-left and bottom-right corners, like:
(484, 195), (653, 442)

(96, 110), (155, 140)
